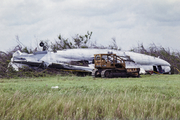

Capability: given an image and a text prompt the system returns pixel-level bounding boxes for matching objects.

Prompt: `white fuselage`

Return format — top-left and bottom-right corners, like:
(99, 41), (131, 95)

(10, 49), (171, 74)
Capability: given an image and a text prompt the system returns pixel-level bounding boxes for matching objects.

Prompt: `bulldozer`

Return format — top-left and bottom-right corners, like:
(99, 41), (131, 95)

(92, 53), (140, 78)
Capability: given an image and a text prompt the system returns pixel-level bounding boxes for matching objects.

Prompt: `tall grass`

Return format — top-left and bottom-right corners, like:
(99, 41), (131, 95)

(1, 75), (180, 119)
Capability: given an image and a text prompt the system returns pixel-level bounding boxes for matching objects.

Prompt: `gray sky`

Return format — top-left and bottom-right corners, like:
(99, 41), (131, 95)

(1, 0), (180, 52)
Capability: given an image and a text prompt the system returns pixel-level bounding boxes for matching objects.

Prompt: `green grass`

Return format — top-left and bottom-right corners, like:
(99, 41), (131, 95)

(0, 74), (180, 119)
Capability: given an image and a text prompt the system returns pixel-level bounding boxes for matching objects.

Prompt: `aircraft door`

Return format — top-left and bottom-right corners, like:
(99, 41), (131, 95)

(153, 66), (158, 72)
(153, 65), (163, 73)
(158, 65), (163, 73)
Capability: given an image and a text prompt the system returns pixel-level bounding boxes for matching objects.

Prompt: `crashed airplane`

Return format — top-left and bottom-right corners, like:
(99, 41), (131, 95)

(9, 48), (171, 74)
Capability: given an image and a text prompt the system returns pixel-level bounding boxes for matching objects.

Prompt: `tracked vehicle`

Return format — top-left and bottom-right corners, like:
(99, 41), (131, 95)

(92, 53), (140, 78)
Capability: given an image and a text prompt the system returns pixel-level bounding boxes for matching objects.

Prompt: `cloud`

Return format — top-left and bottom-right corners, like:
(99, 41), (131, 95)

(0, 0), (180, 51)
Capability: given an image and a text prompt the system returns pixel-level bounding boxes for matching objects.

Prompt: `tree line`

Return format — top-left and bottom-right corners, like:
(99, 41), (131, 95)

(0, 31), (180, 78)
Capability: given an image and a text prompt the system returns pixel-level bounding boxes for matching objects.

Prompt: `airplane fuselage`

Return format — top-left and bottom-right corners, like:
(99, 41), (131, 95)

(10, 49), (171, 74)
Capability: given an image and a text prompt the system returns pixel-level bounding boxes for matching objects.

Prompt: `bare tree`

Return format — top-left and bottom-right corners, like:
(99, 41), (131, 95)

(109, 38), (121, 50)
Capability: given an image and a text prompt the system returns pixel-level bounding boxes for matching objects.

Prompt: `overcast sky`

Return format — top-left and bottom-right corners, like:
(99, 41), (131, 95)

(1, 0), (180, 52)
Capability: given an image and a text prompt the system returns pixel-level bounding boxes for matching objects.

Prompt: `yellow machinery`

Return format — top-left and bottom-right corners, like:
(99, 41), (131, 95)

(92, 53), (140, 78)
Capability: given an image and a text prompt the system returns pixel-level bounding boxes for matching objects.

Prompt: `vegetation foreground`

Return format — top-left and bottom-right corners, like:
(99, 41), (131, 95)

(0, 75), (180, 119)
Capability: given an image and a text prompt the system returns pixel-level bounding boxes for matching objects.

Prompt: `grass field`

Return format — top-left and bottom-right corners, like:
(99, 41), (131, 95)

(0, 74), (180, 119)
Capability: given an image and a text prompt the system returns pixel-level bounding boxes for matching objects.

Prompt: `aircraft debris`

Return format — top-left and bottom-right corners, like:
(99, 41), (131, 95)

(9, 43), (171, 75)
(51, 86), (59, 89)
